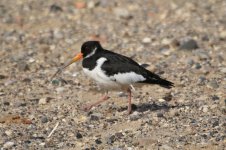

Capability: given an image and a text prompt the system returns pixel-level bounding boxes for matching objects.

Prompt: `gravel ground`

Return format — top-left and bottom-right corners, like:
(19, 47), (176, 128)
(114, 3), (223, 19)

(0, 0), (226, 149)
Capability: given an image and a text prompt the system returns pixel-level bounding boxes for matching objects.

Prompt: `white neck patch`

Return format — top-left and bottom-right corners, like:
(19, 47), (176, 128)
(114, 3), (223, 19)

(85, 47), (97, 58)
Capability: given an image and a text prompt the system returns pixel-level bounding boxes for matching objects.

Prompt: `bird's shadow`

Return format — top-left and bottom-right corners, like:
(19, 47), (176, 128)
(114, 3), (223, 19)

(117, 102), (189, 113)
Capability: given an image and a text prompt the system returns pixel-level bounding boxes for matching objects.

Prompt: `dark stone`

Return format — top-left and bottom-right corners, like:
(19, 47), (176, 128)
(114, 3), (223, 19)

(41, 116), (48, 123)
(95, 139), (102, 144)
(194, 63), (202, 69)
(157, 112), (164, 117)
(76, 132), (83, 139)
(3, 101), (10, 106)
(107, 135), (115, 144)
(0, 74), (6, 79)
(211, 95), (219, 101)
(180, 39), (198, 50)
(212, 121), (219, 127)
(17, 62), (30, 71)
(115, 132), (124, 139)
(50, 4), (63, 13)
(90, 147), (96, 150)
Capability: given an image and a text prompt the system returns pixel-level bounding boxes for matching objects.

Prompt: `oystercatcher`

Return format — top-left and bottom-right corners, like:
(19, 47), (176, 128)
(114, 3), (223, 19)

(52, 41), (174, 114)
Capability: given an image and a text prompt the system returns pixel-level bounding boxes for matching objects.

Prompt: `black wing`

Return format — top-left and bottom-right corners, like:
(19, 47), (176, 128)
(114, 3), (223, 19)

(101, 50), (174, 89)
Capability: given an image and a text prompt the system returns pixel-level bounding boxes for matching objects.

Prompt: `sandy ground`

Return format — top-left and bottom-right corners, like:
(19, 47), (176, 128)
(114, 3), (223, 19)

(0, 0), (225, 149)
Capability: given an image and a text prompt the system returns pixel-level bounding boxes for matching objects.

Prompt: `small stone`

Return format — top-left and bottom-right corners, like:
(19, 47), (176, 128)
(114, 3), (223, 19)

(107, 135), (115, 144)
(51, 79), (60, 85)
(50, 4), (63, 12)
(158, 99), (166, 102)
(41, 116), (48, 123)
(87, 1), (96, 8)
(202, 105), (208, 113)
(5, 130), (12, 136)
(194, 49), (210, 60)
(76, 132), (83, 139)
(180, 39), (198, 50)
(194, 63), (202, 69)
(0, 74), (6, 79)
(220, 68), (226, 73)
(207, 80), (219, 89)
(17, 61), (30, 71)
(95, 138), (102, 144)
(3, 141), (15, 149)
(129, 111), (141, 121)
(186, 58), (194, 66)
(90, 113), (103, 121)
(39, 98), (47, 105)
(114, 8), (131, 19)
(3, 101), (10, 106)
(159, 144), (174, 150)
(212, 120), (219, 127)
(211, 95), (219, 101)
(197, 76), (206, 85)
(75, 1), (86, 9)
(142, 37), (151, 44)
(115, 132), (124, 139)
(14, 102), (27, 107)
(56, 87), (65, 93)
(117, 92), (127, 97)
(156, 112), (164, 117)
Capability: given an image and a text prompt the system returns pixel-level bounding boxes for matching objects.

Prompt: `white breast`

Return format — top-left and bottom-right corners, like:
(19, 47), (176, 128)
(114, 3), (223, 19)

(83, 57), (120, 89)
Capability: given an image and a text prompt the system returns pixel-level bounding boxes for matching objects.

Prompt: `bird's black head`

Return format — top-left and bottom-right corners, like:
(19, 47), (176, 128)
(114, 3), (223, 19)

(81, 41), (102, 58)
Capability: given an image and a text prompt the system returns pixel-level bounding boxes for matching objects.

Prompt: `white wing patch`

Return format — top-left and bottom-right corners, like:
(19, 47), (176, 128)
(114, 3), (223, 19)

(111, 72), (146, 84)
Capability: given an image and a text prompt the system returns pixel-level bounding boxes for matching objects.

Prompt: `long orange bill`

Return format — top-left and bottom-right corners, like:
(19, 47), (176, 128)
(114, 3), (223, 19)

(51, 52), (83, 81)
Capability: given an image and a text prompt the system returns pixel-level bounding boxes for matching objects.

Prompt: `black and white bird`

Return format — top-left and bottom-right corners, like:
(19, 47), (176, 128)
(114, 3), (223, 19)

(52, 41), (174, 114)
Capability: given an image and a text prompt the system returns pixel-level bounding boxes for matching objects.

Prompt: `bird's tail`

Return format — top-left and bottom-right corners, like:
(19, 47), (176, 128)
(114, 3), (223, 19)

(157, 78), (174, 89)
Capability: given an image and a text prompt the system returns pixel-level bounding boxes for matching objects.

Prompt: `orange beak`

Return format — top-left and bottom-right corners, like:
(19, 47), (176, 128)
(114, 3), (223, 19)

(51, 52), (83, 80)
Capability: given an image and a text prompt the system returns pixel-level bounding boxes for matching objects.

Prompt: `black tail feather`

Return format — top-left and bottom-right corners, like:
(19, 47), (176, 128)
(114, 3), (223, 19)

(158, 79), (174, 89)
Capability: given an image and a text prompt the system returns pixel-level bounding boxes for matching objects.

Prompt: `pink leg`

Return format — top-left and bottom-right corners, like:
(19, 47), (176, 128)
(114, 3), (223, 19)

(127, 88), (132, 114)
(82, 93), (110, 112)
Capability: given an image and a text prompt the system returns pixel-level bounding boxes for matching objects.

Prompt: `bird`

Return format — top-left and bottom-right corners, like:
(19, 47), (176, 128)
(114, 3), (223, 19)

(52, 41), (174, 114)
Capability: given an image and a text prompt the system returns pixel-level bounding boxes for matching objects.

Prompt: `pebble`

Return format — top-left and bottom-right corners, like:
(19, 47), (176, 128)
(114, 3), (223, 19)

(3, 141), (15, 149)
(207, 80), (219, 89)
(194, 49), (210, 60)
(212, 120), (219, 128)
(220, 68), (226, 73)
(129, 111), (141, 121)
(106, 135), (116, 144)
(197, 76), (206, 85)
(114, 8), (131, 19)
(90, 113), (103, 121)
(157, 112), (164, 117)
(186, 58), (194, 66)
(0, 74), (6, 79)
(5, 130), (13, 136)
(50, 4), (63, 12)
(76, 132), (83, 139)
(142, 37), (151, 44)
(56, 87), (65, 93)
(202, 105), (208, 113)
(194, 63), (202, 69)
(95, 138), (102, 144)
(159, 144), (174, 150)
(38, 98), (48, 105)
(3, 101), (10, 106)
(41, 116), (48, 123)
(17, 61), (30, 71)
(180, 39), (198, 50)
